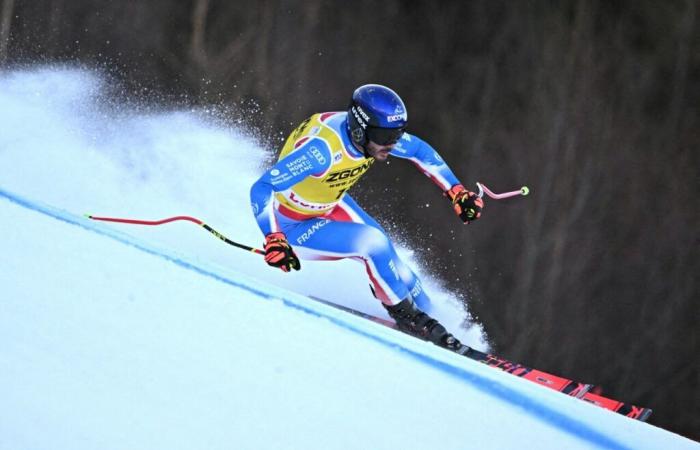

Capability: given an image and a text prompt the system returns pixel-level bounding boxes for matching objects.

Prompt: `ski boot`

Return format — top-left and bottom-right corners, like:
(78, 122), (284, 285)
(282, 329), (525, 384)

(384, 298), (470, 355)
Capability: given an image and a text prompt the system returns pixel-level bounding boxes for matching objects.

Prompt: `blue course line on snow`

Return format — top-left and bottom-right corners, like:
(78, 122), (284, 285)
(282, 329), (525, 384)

(0, 187), (630, 450)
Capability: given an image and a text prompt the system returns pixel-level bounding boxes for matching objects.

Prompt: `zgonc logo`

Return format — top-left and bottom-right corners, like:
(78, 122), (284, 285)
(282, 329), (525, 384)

(325, 161), (373, 182)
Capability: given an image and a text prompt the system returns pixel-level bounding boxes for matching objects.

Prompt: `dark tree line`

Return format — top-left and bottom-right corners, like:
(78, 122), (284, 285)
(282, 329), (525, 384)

(2, 0), (698, 439)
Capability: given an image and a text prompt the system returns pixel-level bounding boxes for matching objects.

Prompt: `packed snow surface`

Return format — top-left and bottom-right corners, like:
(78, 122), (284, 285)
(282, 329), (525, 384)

(1, 68), (697, 450)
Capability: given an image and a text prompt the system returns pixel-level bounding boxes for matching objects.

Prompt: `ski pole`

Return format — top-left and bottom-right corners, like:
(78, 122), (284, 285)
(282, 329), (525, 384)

(85, 183), (527, 253)
(476, 182), (530, 200)
(84, 214), (265, 255)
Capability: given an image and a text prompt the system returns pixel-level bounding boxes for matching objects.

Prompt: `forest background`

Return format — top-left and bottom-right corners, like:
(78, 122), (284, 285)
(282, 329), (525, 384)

(1, 0), (698, 440)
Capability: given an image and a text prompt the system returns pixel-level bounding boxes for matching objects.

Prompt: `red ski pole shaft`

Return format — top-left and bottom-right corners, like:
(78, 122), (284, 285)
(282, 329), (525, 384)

(85, 214), (265, 255)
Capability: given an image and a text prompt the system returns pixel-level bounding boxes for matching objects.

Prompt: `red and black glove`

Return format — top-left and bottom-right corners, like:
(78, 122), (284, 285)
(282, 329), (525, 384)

(446, 184), (484, 224)
(263, 232), (301, 272)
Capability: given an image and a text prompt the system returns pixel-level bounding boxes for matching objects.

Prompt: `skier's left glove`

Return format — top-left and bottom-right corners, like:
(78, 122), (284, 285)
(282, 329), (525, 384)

(446, 184), (484, 223)
(264, 232), (301, 272)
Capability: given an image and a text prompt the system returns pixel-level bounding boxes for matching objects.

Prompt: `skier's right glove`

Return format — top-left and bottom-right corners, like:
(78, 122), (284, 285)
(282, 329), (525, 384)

(263, 232), (301, 272)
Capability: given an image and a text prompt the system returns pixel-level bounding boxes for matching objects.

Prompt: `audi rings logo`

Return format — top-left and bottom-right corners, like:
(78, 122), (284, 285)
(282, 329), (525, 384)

(309, 146), (326, 164)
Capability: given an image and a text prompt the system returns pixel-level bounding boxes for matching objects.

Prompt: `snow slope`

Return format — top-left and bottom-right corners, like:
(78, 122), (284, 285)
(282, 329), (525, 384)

(0, 66), (486, 348)
(1, 67), (697, 450)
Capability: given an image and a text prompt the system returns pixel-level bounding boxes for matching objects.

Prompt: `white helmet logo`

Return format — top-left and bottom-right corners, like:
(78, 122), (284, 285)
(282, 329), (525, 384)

(388, 104), (407, 122)
(387, 113), (406, 122)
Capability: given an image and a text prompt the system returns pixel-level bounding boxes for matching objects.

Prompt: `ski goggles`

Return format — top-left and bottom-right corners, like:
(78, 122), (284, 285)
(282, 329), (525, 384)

(366, 126), (405, 145)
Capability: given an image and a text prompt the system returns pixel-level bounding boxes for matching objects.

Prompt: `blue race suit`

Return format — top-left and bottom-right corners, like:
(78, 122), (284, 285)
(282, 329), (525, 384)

(250, 111), (462, 309)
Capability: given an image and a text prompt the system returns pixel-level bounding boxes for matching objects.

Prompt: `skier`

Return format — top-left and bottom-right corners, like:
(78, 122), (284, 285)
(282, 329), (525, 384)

(250, 84), (484, 352)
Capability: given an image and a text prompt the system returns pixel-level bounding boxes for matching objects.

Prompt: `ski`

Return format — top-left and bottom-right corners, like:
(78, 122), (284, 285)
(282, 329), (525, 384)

(459, 347), (592, 398)
(460, 348), (653, 421)
(311, 298), (590, 395)
(309, 296), (651, 421)
(581, 391), (653, 422)
(311, 296), (397, 328)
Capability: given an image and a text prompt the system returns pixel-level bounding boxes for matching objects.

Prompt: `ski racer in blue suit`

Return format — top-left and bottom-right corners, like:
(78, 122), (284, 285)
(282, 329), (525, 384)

(250, 84), (484, 352)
